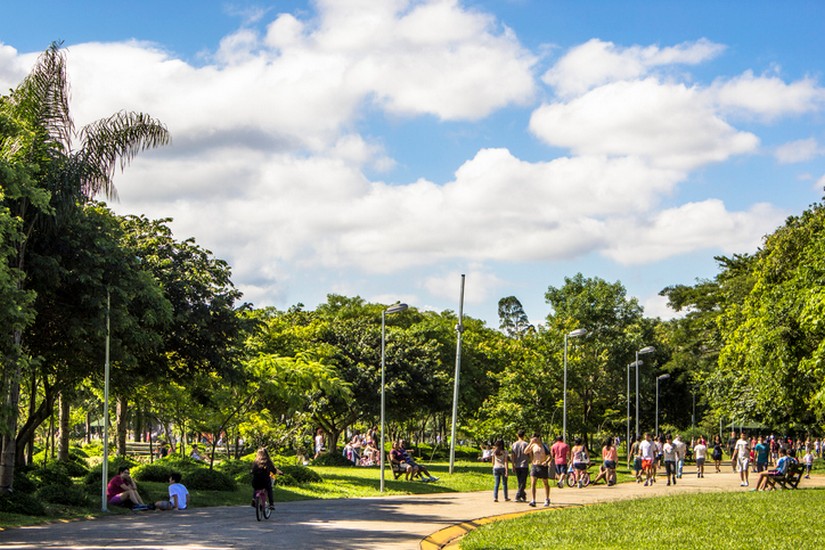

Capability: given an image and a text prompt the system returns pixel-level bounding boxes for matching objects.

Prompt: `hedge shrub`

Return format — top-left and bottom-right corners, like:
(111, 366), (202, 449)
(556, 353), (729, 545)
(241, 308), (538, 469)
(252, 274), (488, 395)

(184, 468), (236, 491)
(281, 465), (322, 484)
(312, 452), (352, 467)
(132, 463), (176, 483)
(0, 491), (46, 516)
(33, 462), (72, 488)
(36, 484), (90, 506)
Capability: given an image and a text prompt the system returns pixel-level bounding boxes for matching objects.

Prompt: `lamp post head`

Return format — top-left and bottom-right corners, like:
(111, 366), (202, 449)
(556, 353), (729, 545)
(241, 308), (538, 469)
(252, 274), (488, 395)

(638, 346), (655, 355)
(629, 360), (642, 368)
(567, 328), (588, 338)
(385, 303), (408, 315)
(657, 374), (670, 381)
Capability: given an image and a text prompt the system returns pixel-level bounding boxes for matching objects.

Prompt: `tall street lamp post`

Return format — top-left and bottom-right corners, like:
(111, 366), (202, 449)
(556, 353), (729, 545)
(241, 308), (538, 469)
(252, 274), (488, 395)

(380, 302), (408, 493)
(635, 346), (655, 437)
(656, 374), (670, 436)
(626, 360), (641, 457)
(563, 328), (587, 443)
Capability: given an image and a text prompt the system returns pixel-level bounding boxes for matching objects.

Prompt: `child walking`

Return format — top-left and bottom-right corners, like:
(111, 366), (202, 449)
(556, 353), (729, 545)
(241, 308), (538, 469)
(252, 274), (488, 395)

(492, 439), (510, 502)
(803, 448), (814, 478)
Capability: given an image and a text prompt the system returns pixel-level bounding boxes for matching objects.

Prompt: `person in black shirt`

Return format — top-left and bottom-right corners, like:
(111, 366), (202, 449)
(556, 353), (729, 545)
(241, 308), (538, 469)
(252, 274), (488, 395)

(251, 448), (283, 510)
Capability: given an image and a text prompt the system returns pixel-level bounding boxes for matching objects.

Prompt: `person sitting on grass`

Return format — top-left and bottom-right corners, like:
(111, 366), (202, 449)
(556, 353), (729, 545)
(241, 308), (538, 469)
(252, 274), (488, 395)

(107, 466), (146, 509)
(155, 472), (189, 510)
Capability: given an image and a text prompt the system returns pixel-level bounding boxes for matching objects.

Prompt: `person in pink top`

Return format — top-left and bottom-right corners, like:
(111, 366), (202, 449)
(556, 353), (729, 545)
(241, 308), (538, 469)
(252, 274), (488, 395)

(549, 436), (570, 489)
(594, 437), (618, 486)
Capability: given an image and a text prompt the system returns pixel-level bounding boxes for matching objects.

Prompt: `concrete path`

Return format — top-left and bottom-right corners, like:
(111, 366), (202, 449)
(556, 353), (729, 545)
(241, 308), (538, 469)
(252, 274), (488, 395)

(2, 469), (821, 549)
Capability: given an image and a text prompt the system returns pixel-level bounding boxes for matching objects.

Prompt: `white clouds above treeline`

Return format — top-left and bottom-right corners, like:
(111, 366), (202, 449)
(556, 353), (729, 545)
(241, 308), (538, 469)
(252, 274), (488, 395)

(0, 0), (822, 316)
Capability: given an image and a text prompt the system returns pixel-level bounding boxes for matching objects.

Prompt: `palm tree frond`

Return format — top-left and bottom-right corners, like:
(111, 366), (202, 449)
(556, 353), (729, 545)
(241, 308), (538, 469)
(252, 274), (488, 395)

(77, 111), (171, 200)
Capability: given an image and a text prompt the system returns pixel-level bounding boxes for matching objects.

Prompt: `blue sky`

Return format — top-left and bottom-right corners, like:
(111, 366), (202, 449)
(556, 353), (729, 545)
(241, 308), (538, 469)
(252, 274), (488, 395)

(2, 1), (825, 328)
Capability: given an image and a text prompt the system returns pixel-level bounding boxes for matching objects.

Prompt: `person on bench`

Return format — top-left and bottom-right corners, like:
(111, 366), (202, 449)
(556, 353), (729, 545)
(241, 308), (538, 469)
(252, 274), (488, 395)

(753, 447), (792, 491)
(396, 440), (438, 482)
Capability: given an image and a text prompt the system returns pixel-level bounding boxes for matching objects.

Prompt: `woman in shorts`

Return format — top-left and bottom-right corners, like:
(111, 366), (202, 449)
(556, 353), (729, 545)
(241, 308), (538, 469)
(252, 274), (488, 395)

(594, 437), (617, 486)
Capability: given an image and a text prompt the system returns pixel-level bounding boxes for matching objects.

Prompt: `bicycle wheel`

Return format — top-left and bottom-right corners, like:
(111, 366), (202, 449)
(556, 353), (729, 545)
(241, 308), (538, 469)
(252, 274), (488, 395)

(566, 471), (576, 488)
(255, 493), (264, 521)
(581, 472), (591, 487)
(263, 500), (272, 519)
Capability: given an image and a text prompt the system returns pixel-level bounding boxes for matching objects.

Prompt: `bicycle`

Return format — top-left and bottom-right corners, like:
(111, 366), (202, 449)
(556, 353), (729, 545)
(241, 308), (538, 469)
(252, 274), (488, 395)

(566, 463), (591, 488)
(254, 487), (272, 521)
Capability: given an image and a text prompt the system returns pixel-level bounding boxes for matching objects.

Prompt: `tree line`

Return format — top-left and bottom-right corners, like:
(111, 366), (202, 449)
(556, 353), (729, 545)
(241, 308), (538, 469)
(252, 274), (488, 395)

(3, 44), (825, 493)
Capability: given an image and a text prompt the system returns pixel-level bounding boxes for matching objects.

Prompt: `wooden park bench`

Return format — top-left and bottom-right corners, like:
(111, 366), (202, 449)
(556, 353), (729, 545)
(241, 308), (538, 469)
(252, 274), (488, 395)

(388, 453), (408, 480)
(771, 462), (805, 490)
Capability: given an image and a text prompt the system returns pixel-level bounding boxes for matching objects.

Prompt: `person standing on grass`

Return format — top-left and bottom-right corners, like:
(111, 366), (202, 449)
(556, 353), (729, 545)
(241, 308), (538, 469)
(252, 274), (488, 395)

(491, 439), (510, 502)
(734, 432), (751, 487)
(511, 430), (530, 502)
(693, 437), (707, 478)
(526, 433), (551, 507)
(663, 435), (677, 486)
(550, 435), (570, 489)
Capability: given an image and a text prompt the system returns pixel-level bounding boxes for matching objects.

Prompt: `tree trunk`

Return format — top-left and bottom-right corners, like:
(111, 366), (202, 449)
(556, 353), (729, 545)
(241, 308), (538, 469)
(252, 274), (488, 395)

(0, 329), (23, 493)
(85, 411), (91, 445)
(58, 391), (70, 461)
(116, 396), (128, 456)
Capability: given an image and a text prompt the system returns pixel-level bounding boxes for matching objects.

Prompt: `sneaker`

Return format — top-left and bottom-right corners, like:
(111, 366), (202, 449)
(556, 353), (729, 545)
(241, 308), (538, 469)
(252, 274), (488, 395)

(268, 504), (275, 510)
(673, 479), (676, 485)
(644, 480), (649, 486)
(667, 481), (671, 486)
(429, 476), (439, 482)
(528, 501), (536, 507)
(504, 498), (511, 502)
(557, 480), (564, 488)
(493, 498), (498, 502)
(543, 499), (550, 507)
(577, 480), (582, 488)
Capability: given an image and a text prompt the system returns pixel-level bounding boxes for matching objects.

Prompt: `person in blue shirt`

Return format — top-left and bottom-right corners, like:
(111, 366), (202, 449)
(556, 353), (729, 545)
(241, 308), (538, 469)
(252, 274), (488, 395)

(753, 447), (792, 491)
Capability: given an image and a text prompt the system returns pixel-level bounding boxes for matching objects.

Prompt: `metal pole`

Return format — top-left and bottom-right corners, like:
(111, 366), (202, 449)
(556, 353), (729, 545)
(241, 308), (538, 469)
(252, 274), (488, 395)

(655, 377), (659, 436)
(379, 310), (386, 493)
(101, 291), (110, 512)
(626, 363), (631, 458)
(563, 333), (568, 443)
(635, 350), (640, 438)
(449, 274), (465, 475)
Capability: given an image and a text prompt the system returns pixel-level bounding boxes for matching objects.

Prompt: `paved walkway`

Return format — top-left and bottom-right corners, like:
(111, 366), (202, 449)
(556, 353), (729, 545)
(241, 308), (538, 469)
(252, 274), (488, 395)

(2, 470), (822, 549)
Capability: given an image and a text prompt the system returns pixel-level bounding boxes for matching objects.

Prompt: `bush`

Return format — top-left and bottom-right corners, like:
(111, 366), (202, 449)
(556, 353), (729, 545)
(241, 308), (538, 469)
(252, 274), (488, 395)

(33, 462), (72, 488)
(215, 458), (252, 484)
(184, 468), (236, 491)
(312, 452), (352, 467)
(281, 465), (322, 484)
(13, 470), (37, 494)
(84, 459), (139, 486)
(0, 491), (46, 516)
(36, 484), (89, 506)
(154, 455), (202, 474)
(273, 473), (297, 486)
(132, 463), (175, 483)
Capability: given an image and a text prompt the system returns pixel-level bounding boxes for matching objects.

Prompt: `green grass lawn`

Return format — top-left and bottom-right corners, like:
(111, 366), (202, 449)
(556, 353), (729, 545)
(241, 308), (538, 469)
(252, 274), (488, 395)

(460, 488), (825, 549)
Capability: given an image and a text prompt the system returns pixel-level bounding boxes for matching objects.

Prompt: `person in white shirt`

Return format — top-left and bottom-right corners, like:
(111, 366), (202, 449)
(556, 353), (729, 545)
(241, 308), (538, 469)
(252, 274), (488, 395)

(734, 432), (751, 487)
(639, 433), (655, 486)
(663, 435), (677, 486)
(693, 438), (708, 478)
(673, 435), (687, 478)
(155, 472), (189, 510)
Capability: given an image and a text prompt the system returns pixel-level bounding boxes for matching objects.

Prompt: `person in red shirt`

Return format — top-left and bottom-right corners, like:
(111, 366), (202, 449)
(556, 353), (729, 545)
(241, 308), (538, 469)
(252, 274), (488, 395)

(549, 436), (570, 489)
(107, 466), (145, 508)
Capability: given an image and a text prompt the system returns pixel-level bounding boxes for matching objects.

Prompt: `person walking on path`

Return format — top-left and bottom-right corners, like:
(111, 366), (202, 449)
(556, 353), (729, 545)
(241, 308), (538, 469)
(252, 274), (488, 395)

(673, 435), (687, 479)
(593, 437), (617, 486)
(663, 435), (677, 486)
(491, 439), (510, 502)
(550, 435), (570, 489)
(570, 438), (590, 488)
(727, 430), (738, 472)
(526, 433), (551, 507)
(511, 430), (529, 502)
(640, 433), (655, 486)
(694, 437), (707, 478)
(712, 435), (724, 473)
(733, 432), (751, 487)
(754, 436), (769, 473)
(629, 435), (642, 483)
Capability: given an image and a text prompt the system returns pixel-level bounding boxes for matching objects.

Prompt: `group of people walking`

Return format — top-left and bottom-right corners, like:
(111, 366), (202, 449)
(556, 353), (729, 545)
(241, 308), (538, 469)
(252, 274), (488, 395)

(487, 431), (621, 507)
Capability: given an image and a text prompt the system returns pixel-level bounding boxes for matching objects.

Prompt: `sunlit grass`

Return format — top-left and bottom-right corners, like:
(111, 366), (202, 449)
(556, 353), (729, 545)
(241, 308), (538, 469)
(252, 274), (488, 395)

(460, 488), (825, 549)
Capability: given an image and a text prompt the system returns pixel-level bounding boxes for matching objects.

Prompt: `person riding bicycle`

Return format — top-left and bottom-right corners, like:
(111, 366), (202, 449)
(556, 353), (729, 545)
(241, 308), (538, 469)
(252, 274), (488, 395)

(251, 447), (283, 510)
(570, 438), (590, 488)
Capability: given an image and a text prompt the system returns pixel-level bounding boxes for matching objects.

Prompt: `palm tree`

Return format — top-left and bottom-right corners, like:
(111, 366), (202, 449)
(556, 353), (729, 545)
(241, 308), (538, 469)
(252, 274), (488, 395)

(0, 42), (169, 492)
